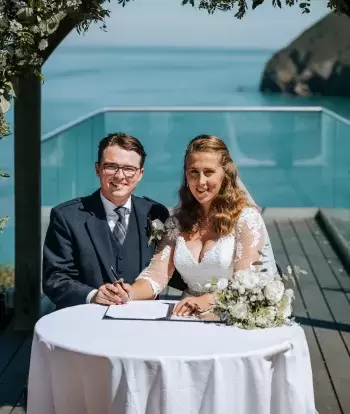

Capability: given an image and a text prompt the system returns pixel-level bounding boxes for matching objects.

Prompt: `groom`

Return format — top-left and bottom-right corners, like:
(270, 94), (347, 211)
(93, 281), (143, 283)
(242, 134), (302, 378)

(42, 132), (186, 309)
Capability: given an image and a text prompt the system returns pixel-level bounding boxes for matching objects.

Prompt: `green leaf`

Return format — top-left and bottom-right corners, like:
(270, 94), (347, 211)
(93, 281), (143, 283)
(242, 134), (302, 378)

(182, 0), (195, 5)
(252, 0), (265, 10)
(16, 7), (34, 21)
(0, 95), (10, 113)
(4, 81), (16, 98)
(0, 169), (10, 178)
(0, 111), (10, 138)
(0, 216), (9, 232)
(39, 12), (65, 35)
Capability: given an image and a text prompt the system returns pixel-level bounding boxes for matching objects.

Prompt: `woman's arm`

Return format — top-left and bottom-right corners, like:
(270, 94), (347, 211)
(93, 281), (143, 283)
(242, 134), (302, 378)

(232, 207), (267, 273)
(128, 235), (176, 300)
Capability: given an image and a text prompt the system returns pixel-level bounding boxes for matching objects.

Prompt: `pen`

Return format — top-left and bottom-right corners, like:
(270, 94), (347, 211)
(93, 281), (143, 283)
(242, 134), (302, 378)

(110, 266), (131, 301)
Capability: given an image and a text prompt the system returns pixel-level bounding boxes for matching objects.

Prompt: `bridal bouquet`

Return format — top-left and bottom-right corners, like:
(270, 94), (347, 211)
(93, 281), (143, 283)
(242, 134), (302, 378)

(204, 264), (306, 329)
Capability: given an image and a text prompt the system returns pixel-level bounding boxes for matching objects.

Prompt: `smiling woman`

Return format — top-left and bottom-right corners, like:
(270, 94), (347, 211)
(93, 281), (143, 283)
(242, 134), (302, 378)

(178, 134), (251, 236)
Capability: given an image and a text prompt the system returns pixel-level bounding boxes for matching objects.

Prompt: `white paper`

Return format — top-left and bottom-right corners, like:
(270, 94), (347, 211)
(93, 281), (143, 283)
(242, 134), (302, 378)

(105, 301), (170, 320)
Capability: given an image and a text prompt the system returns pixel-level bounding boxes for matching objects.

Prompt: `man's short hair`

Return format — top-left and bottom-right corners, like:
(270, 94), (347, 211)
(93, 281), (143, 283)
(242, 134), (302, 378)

(97, 132), (147, 167)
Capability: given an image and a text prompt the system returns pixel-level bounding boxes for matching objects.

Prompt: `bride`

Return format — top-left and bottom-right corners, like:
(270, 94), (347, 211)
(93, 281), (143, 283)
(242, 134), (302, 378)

(113, 134), (277, 316)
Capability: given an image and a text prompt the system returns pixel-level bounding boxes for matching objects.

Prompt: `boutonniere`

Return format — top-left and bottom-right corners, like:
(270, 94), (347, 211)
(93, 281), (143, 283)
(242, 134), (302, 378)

(147, 218), (165, 246)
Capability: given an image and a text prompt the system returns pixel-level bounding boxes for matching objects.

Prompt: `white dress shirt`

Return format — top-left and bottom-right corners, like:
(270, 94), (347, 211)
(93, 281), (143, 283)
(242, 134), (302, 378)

(100, 191), (132, 232)
(86, 192), (132, 304)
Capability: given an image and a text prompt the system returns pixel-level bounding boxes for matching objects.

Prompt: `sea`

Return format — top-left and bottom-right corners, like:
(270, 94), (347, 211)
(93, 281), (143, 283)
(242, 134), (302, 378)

(41, 45), (350, 132)
(1, 45), (350, 265)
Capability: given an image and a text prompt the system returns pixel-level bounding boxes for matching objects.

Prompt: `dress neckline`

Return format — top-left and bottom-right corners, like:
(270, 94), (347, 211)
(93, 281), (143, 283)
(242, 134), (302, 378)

(177, 235), (232, 265)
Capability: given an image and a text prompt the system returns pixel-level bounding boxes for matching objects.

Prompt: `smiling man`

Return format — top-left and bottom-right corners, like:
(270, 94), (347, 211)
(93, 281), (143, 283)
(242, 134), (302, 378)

(42, 132), (185, 309)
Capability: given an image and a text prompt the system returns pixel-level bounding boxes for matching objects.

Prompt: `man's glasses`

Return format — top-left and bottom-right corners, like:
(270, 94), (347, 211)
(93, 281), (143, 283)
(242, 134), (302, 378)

(102, 163), (140, 178)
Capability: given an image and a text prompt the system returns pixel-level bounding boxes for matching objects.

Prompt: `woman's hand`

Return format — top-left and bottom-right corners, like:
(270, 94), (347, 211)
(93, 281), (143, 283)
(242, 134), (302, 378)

(173, 294), (214, 317)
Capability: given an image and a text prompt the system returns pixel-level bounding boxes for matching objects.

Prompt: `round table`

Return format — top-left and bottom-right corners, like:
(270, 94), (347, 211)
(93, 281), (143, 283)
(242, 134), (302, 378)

(27, 303), (315, 414)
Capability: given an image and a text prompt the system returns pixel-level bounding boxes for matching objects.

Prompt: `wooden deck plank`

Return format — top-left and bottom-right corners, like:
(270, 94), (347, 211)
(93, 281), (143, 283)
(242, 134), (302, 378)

(292, 219), (350, 354)
(276, 219), (350, 414)
(306, 218), (350, 293)
(266, 220), (342, 414)
(7, 389), (26, 414)
(0, 331), (30, 414)
(0, 329), (27, 377)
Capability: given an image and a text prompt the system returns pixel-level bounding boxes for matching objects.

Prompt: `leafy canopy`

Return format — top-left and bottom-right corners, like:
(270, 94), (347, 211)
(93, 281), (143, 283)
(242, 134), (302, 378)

(182, 0), (350, 19)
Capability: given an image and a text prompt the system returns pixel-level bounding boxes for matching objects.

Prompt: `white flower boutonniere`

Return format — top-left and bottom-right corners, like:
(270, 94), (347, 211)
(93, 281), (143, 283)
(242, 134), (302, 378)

(148, 218), (165, 246)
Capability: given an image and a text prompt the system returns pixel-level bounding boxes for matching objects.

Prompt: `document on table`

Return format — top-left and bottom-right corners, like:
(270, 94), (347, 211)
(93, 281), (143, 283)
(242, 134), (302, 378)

(104, 301), (171, 320)
(103, 301), (220, 323)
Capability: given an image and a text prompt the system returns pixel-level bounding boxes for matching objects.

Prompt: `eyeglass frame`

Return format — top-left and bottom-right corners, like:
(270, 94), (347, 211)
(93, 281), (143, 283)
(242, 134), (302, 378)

(100, 163), (141, 178)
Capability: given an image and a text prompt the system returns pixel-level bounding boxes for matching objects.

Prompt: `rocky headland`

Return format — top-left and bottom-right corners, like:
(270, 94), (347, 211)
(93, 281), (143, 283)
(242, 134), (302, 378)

(260, 12), (350, 97)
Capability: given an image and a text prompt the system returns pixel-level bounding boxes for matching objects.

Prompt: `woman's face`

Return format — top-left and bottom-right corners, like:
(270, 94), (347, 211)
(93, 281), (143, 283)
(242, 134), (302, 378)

(185, 151), (225, 209)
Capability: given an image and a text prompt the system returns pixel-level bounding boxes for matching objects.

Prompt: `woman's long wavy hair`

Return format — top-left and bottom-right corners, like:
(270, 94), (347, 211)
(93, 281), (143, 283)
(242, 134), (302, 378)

(176, 135), (251, 237)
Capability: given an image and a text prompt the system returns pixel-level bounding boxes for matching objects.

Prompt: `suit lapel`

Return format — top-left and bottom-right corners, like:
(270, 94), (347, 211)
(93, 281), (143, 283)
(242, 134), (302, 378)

(132, 195), (153, 269)
(83, 191), (116, 283)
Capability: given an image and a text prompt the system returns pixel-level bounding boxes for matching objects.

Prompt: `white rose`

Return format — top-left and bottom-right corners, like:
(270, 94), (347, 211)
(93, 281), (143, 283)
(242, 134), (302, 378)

(238, 286), (245, 295)
(264, 280), (285, 304)
(236, 270), (260, 290)
(229, 303), (248, 320)
(217, 278), (229, 290)
(251, 286), (262, 295)
(250, 295), (257, 302)
(151, 218), (164, 232)
(259, 273), (274, 288)
(230, 280), (240, 290)
(255, 315), (269, 328)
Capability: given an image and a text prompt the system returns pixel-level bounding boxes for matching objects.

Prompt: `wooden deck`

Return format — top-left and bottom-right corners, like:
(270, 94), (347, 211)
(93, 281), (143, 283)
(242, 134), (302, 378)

(265, 214), (350, 414)
(0, 327), (30, 413)
(1, 212), (350, 413)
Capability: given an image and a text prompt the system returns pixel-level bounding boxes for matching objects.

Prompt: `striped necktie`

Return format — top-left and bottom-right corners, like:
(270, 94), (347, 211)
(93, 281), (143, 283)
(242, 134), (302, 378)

(114, 206), (129, 245)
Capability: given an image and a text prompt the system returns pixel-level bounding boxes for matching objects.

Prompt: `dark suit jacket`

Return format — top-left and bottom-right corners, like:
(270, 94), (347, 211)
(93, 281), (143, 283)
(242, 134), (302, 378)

(42, 190), (186, 309)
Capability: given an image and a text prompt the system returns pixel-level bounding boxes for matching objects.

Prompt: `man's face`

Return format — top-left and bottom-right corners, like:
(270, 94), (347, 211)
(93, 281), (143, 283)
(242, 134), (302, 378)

(95, 145), (144, 205)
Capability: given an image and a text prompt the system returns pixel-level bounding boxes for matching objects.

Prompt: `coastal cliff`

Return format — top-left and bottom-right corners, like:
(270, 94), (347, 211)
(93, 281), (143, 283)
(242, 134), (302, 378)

(260, 13), (350, 97)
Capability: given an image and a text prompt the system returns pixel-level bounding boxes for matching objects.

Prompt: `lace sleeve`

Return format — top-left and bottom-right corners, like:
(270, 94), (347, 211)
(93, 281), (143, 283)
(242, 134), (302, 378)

(233, 207), (268, 273)
(136, 216), (180, 297)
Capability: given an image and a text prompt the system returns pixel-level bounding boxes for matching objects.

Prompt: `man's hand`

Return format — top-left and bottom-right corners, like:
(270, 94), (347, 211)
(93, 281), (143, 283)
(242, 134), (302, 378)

(91, 283), (130, 305)
(112, 281), (132, 304)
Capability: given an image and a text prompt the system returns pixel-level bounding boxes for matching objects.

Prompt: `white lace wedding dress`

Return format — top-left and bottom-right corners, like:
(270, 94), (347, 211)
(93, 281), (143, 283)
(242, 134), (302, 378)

(137, 207), (277, 297)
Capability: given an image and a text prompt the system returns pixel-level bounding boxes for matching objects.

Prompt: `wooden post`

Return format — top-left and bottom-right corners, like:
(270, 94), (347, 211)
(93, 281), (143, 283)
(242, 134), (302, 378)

(13, 74), (41, 331)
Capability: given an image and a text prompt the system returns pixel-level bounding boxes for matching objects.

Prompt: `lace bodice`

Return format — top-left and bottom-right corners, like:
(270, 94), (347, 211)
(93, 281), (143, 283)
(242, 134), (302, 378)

(137, 207), (277, 296)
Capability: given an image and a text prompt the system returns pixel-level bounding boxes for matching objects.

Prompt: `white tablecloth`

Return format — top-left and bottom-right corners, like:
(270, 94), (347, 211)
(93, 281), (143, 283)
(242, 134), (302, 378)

(27, 303), (315, 414)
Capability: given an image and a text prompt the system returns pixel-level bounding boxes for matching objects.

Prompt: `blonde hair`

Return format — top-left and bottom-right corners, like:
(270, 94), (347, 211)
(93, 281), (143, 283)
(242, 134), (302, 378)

(176, 134), (251, 236)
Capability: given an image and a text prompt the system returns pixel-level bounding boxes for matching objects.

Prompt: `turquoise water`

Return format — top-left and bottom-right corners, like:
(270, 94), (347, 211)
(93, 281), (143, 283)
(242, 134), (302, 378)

(40, 108), (349, 209)
(1, 46), (350, 265)
(41, 46), (350, 131)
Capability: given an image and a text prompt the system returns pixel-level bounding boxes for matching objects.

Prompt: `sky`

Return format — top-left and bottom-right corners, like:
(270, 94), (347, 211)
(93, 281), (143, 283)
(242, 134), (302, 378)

(62, 0), (330, 50)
